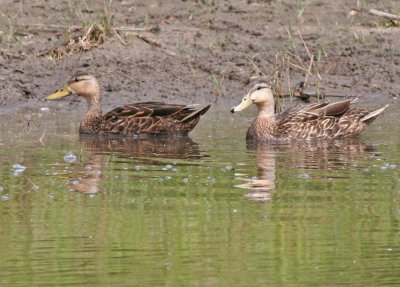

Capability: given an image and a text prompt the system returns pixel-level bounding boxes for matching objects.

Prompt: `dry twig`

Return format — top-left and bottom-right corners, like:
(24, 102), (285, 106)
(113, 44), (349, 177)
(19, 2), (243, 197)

(18, 23), (154, 32)
(369, 8), (400, 21)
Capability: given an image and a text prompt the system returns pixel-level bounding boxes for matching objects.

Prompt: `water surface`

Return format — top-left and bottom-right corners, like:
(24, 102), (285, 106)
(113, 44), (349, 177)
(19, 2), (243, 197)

(0, 105), (399, 286)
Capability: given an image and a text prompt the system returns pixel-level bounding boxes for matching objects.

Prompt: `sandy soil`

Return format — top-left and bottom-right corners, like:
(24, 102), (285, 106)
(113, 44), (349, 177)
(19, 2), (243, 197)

(0, 0), (399, 113)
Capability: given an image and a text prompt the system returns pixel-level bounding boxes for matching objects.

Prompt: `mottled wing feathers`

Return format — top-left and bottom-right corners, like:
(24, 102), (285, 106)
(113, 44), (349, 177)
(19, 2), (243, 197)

(321, 100), (351, 117)
(101, 102), (210, 135)
(276, 99), (385, 139)
(361, 105), (389, 124)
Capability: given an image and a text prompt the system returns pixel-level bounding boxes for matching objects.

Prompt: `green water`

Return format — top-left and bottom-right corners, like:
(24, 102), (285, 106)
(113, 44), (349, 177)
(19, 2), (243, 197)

(0, 105), (399, 286)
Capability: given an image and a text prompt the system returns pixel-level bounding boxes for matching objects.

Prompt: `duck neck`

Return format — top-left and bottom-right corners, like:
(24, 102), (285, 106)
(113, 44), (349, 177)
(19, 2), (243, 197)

(256, 102), (275, 120)
(85, 94), (102, 117)
(79, 92), (102, 134)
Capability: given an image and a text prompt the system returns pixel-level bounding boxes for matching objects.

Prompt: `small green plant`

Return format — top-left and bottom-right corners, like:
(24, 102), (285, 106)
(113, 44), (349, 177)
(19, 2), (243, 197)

(137, 15), (149, 28)
(379, 19), (398, 28)
(98, 0), (114, 34)
(316, 44), (327, 63)
(187, 10), (196, 21)
(285, 24), (296, 50)
(353, 31), (370, 44)
(208, 34), (230, 54)
(209, 72), (225, 103)
(65, 0), (81, 27)
(217, 35), (229, 48)
(296, 0), (305, 18)
(362, 0), (370, 6)
(6, 17), (18, 42)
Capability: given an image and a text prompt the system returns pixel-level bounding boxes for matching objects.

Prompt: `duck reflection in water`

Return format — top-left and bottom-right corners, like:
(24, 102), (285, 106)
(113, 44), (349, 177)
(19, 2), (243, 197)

(239, 138), (381, 202)
(69, 135), (204, 194)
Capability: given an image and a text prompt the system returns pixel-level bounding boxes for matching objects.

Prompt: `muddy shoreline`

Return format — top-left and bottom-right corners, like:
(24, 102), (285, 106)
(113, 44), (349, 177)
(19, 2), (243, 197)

(0, 0), (399, 114)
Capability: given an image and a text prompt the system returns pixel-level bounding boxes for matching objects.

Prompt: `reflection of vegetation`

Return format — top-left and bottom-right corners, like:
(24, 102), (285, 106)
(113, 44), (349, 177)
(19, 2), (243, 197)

(0, 112), (399, 285)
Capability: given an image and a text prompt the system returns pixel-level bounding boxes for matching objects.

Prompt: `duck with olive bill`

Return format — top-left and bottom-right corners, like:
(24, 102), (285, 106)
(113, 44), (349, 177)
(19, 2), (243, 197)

(231, 80), (388, 141)
(46, 73), (211, 136)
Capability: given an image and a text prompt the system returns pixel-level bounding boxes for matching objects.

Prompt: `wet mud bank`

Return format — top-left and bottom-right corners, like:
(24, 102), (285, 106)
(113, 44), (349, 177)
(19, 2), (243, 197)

(0, 0), (399, 114)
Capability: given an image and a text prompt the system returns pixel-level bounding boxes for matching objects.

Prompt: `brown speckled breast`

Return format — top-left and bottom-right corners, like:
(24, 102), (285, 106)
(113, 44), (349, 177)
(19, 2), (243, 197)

(246, 118), (278, 141)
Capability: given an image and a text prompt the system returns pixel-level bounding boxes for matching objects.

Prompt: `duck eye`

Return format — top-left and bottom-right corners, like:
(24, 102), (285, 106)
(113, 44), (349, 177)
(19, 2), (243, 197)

(256, 86), (262, 90)
(74, 78), (80, 82)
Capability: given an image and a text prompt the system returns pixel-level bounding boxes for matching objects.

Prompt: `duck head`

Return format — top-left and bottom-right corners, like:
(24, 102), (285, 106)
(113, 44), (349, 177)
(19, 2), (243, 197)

(231, 80), (274, 114)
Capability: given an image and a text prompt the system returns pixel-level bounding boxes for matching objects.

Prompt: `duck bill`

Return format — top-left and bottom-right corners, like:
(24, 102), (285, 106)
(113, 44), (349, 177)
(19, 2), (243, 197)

(231, 94), (252, 113)
(46, 86), (71, 100)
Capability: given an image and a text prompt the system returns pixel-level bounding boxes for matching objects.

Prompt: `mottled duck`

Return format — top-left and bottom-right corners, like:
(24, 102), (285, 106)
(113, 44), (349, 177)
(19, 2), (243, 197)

(46, 73), (211, 136)
(231, 80), (388, 141)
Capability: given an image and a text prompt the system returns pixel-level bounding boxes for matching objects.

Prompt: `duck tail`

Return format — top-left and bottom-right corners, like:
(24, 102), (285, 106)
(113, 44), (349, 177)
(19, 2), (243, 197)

(361, 104), (389, 124)
(180, 104), (211, 122)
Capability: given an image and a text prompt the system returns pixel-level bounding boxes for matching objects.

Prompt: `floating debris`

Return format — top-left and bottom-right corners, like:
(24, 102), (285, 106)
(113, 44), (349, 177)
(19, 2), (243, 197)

(32, 185), (40, 191)
(225, 165), (234, 171)
(172, 168), (178, 172)
(298, 173), (310, 179)
(71, 180), (80, 185)
(183, 178), (189, 183)
(363, 168), (370, 173)
(84, 165), (93, 171)
(380, 163), (397, 170)
(1, 194), (10, 201)
(40, 107), (50, 112)
(0, 186), (3, 192)
(206, 176), (216, 184)
(165, 164), (173, 170)
(64, 151), (77, 163)
(165, 175), (172, 180)
(244, 191), (272, 202)
(135, 165), (141, 171)
(12, 164), (26, 176)
(12, 164), (26, 170)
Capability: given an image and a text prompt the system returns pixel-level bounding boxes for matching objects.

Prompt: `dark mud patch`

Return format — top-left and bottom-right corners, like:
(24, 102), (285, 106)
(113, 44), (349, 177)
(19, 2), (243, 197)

(0, 0), (399, 114)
